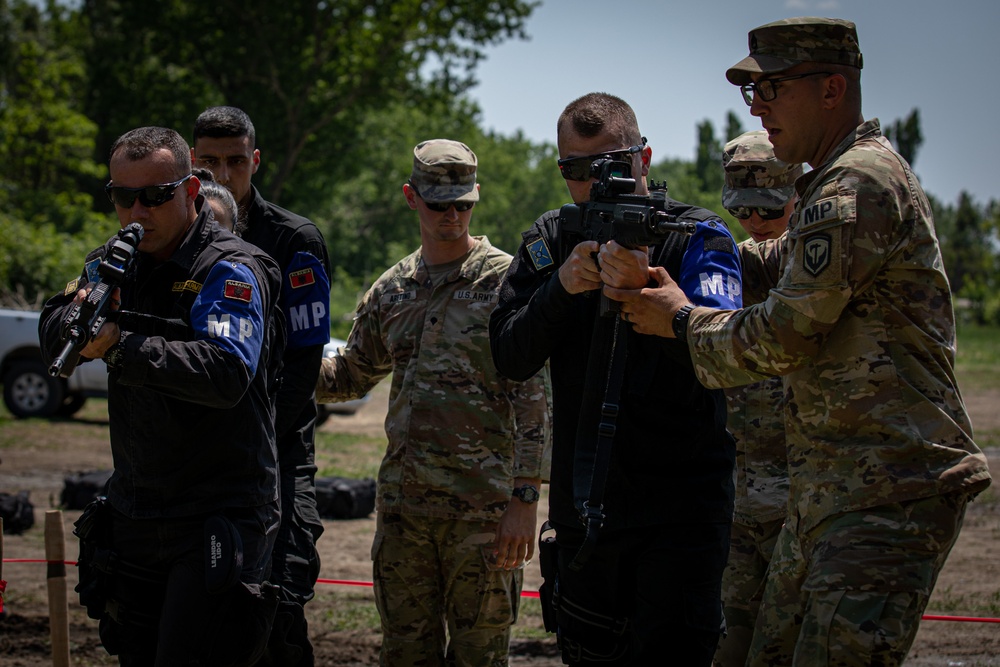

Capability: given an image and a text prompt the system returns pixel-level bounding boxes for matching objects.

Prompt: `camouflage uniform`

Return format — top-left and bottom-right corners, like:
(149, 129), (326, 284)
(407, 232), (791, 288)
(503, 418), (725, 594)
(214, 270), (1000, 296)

(716, 131), (800, 667)
(691, 118), (992, 663)
(689, 17), (993, 665)
(317, 233), (549, 666)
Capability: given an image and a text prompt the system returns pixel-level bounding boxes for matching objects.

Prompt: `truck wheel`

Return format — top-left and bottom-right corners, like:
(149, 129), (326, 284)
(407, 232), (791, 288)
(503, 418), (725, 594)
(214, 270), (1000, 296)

(3, 361), (65, 418)
(56, 393), (87, 417)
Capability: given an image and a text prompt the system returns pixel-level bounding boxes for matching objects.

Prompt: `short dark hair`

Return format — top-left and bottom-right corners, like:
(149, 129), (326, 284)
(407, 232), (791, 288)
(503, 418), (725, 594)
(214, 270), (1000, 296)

(109, 126), (191, 176)
(557, 93), (642, 147)
(193, 106), (256, 146)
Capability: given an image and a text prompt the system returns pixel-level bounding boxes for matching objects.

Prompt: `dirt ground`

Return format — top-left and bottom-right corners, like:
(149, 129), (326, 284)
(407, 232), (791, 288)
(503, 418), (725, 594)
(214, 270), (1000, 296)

(1, 379), (998, 666)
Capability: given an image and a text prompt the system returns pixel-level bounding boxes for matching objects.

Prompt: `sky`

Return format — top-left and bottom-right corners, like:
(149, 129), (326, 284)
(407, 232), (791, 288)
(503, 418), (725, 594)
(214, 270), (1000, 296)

(469, 0), (999, 207)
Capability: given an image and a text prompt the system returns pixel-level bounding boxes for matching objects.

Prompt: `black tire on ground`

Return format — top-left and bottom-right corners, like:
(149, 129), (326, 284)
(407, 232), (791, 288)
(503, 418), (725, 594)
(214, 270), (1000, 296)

(56, 393), (87, 417)
(2, 361), (65, 418)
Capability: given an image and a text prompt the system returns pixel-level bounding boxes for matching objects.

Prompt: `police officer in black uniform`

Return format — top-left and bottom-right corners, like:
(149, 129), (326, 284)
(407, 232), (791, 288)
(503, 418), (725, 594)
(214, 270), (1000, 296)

(39, 126), (283, 665)
(489, 93), (741, 666)
(192, 107), (331, 666)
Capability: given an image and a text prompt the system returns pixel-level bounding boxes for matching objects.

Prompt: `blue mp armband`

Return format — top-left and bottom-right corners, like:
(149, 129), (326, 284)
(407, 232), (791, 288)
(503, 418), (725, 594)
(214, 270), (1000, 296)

(191, 261), (267, 375)
(678, 220), (743, 310)
(282, 251), (331, 349)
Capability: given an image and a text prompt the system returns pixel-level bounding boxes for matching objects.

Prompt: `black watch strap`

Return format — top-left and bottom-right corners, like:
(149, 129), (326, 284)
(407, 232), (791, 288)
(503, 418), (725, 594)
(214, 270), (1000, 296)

(104, 330), (129, 369)
(672, 305), (695, 343)
(512, 484), (540, 504)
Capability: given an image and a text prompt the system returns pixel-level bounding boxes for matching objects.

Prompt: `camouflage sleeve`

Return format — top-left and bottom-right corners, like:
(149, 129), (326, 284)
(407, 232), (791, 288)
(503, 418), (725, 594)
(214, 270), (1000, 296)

(738, 234), (787, 306)
(508, 364), (551, 480)
(688, 156), (900, 390)
(316, 286), (392, 402)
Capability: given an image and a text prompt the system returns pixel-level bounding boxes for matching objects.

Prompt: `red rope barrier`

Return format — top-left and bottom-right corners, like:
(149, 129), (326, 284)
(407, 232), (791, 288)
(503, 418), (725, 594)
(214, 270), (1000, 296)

(2, 559), (994, 617)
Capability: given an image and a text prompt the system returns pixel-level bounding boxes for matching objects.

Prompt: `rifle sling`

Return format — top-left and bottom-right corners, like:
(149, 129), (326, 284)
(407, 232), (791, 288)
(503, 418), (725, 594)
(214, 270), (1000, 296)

(569, 311), (628, 571)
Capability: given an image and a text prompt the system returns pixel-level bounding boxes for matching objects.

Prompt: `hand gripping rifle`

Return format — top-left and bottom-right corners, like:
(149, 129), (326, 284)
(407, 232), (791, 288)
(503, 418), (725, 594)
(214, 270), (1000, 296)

(558, 157), (696, 316)
(48, 223), (144, 378)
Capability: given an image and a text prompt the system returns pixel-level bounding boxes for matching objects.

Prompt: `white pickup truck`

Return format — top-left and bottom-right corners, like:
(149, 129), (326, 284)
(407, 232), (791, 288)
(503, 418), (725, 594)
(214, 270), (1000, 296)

(1, 307), (365, 421)
(0, 307), (109, 418)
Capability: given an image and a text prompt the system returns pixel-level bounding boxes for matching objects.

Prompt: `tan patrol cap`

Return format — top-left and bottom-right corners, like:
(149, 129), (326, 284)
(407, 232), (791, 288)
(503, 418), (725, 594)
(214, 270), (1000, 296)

(727, 17), (863, 86)
(409, 139), (479, 203)
(722, 131), (803, 209)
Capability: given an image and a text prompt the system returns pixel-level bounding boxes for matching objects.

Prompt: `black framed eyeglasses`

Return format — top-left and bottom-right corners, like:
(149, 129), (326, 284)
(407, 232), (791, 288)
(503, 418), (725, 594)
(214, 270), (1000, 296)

(409, 183), (475, 212)
(106, 175), (192, 208)
(740, 71), (832, 106)
(557, 137), (647, 181)
(727, 206), (786, 221)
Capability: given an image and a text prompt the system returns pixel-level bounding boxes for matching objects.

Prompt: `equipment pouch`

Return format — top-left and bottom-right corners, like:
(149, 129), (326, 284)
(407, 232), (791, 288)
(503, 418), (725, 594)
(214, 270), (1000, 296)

(554, 589), (631, 664)
(537, 521), (559, 633)
(205, 514), (243, 594)
(73, 497), (115, 620)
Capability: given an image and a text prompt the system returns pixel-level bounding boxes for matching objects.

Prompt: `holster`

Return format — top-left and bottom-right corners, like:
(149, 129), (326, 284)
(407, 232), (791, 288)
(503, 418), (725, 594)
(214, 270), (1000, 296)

(73, 497), (115, 620)
(537, 521), (559, 633)
(205, 514), (244, 594)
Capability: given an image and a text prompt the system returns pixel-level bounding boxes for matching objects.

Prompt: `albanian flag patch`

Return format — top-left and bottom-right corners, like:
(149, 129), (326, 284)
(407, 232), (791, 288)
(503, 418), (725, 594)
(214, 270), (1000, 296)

(224, 280), (253, 303)
(289, 268), (316, 289)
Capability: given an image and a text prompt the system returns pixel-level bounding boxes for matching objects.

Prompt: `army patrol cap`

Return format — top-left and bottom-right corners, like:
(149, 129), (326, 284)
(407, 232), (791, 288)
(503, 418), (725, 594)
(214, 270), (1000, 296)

(722, 130), (803, 208)
(410, 139), (480, 203)
(727, 17), (863, 86)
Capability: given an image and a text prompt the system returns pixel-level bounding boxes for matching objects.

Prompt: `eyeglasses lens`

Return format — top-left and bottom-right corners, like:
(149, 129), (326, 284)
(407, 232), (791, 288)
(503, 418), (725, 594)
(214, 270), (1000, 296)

(728, 206), (785, 220)
(106, 176), (189, 209)
(558, 146), (640, 181)
(424, 200), (474, 212)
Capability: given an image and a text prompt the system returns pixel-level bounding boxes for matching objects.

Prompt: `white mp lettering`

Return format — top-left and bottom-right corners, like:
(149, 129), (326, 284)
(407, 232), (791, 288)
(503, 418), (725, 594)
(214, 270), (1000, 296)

(289, 304), (310, 332)
(700, 272), (726, 297)
(239, 317), (253, 342)
(311, 301), (327, 328)
(207, 314), (231, 338)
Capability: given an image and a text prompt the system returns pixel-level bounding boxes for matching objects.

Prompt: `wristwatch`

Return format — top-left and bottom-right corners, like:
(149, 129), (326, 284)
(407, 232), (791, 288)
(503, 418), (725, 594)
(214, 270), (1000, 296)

(672, 304), (695, 343)
(512, 484), (540, 504)
(104, 330), (129, 370)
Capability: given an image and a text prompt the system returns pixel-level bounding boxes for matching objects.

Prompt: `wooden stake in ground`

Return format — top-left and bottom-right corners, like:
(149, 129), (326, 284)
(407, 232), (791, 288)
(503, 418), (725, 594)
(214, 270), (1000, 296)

(0, 516), (6, 614)
(45, 509), (71, 667)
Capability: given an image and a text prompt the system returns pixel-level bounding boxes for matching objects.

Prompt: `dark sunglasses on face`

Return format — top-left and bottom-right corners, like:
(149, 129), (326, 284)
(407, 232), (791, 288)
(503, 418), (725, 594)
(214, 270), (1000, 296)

(409, 182), (476, 212)
(727, 206), (786, 221)
(105, 174), (192, 209)
(423, 199), (475, 212)
(557, 137), (647, 181)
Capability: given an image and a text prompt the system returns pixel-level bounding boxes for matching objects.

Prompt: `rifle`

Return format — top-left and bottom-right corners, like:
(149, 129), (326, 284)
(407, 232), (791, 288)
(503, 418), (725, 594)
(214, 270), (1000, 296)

(48, 223), (144, 378)
(558, 158), (695, 316)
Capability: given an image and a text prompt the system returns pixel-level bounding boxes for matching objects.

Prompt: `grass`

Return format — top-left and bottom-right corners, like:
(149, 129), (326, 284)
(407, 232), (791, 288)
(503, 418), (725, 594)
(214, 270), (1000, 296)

(928, 586), (1000, 617)
(314, 430), (385, 480)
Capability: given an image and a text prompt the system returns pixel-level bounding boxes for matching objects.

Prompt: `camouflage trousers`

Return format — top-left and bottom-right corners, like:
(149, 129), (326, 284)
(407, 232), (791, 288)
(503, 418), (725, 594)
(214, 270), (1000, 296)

(747, 492), (970, 667)
(714, 516), (783, 667)
(372, 512), (522, 667)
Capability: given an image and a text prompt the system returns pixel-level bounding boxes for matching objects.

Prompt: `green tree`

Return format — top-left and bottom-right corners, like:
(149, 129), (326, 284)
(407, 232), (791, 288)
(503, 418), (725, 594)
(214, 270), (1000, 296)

(883, 108), (923, 168)
(0, 0), (115, 304)
(81, 0), (537, 215)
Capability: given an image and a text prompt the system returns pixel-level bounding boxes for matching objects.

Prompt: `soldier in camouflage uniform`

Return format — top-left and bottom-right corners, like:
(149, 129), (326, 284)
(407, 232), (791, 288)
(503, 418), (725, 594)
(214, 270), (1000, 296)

(606, 17), (992, 666)
(316, 139), (550, 667)
(714, 131), (801, 667)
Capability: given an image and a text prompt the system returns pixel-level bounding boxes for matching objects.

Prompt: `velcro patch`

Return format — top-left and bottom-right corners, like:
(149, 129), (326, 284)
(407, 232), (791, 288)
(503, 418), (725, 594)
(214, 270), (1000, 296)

(224, 280), (253, 303)
(803, 233), (832, 276)
(172, 280), (203, 294)
(64, 278), (81, 296)
(289, 268), (316, 289)
(800, 196), (839, 227)
(85, 258), (102, 284)
(526, 237), (554, 271)
(704, 236), (734, 253)
(453, 289), (497, 304)
(382, 290), (416, 306)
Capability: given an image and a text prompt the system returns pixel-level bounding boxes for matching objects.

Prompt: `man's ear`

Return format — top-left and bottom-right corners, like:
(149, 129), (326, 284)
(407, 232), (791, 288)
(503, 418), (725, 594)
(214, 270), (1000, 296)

(252, 148), (261, 174)
(402, 183), (418, 210)
(821, 73), (848, 110)
(640, 144), (652, 177)
(187, 175), (201, 200)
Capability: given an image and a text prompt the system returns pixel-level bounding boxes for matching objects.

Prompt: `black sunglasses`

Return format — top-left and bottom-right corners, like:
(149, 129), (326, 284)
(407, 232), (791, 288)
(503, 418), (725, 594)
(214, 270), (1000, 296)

(727, 206), (786, 221)
(557, 138), (647, 181)
(423, 200), (475, 212)
(105, 175), (192, 209)
(409, 183), (475, 212)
